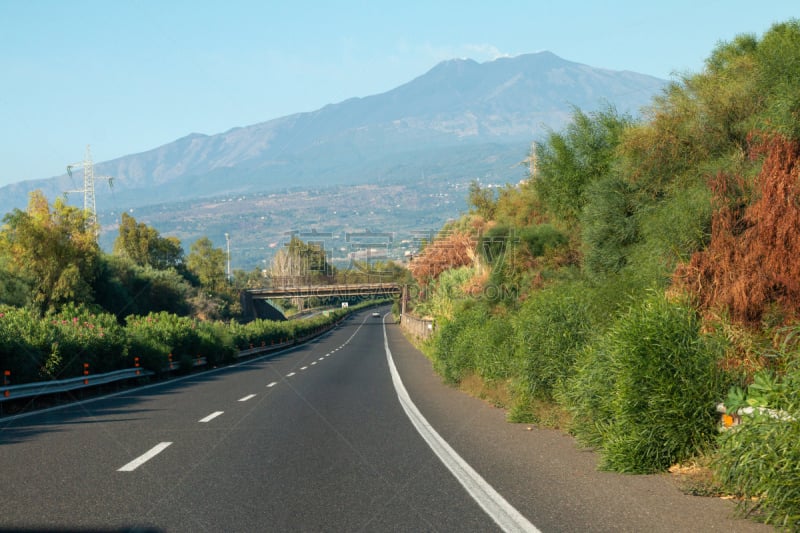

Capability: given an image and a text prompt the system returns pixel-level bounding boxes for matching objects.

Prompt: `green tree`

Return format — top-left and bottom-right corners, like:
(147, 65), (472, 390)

(0, 191), (99, 313)
(468, 180), (497, 220)
(93, 255), (192, 318)
(186, 236), (226, 290)
(113, 212), (184, 269)
(534, 106), (632, 225)
(0, 255), (29, 307)
(268, 236), (334, 284)
(754, 20), (800, 140)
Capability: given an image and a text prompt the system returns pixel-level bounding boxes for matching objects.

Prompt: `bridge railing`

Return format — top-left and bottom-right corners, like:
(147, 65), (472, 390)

(246, 282), (402, 299)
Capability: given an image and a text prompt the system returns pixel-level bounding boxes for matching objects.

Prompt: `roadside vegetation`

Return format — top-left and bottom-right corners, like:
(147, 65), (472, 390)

(406, 20), (800, 527)
(0, 193), (399, 384)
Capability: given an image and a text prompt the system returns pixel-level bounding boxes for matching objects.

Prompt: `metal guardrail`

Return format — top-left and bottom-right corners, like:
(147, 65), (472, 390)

(0, 306), (358, 404)
(0, 367), (153, 401)
(0, 326), (332, 403)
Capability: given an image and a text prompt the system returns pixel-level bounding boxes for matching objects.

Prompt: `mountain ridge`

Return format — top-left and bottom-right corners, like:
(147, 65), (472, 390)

(0, 51), (667, 215)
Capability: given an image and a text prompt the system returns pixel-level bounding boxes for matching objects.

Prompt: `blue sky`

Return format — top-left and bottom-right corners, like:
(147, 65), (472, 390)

(0, 0), (797, 188)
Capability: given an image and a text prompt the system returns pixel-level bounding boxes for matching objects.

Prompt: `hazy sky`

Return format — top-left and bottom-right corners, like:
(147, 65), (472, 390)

(1, 0), (797, 187)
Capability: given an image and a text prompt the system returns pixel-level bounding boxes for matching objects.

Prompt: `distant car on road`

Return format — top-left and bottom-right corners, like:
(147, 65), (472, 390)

(372, 312), (381, 317)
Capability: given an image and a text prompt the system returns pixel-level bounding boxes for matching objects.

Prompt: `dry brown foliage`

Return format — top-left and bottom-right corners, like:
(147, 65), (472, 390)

(463, 268), (490, 296)
(675, 134), (800, 326)
(408, 231), (477, 287)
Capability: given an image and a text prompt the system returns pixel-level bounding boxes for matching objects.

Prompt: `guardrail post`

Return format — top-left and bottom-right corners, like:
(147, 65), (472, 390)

(134, 357), (140, 376)
(3, 370), (9, 397)
(168, 353), (173, 371)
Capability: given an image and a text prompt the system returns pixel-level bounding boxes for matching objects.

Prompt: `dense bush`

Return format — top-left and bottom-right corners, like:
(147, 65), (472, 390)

(0, 302), (357, 381)
(518, 224), (568, 258)
(125, 312), (236, 372)
(0, 305), (48, 382)
(432, 301), (484, 383)
(580, 176), (638, 277)
(429, 266), (474, 320)
(512, 282), (594, 402)
(431, 299), (517, 385)
(0, 304), (128, 381)
(565, 293), (724, 473)
(46, 303), (128, 376)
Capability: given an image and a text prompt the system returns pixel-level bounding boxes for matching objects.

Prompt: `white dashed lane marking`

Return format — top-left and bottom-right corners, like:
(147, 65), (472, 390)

(199, 411), (224, 423)
(115, 313), (376, 474)
(118, 442), (172, 472)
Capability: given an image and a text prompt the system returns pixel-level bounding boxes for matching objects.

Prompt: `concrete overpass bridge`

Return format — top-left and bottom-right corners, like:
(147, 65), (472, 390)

(241, 283), (405, 320)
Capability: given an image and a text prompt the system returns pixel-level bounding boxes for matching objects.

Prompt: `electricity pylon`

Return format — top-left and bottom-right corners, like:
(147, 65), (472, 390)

(64, 145), (113, 235)
(517, 141), (538, 184)
(523, 141), (537, 178)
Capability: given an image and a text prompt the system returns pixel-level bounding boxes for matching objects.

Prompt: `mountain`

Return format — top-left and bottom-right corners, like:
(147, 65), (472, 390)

(0, 51), (667, 216)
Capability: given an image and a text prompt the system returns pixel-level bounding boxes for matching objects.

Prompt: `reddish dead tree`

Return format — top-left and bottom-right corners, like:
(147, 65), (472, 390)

(675, 134), (800, 325)
(408, 231), (477, 289)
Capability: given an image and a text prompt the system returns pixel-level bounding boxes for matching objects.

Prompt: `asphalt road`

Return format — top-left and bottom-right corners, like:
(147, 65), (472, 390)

(0, 308), (771, 532)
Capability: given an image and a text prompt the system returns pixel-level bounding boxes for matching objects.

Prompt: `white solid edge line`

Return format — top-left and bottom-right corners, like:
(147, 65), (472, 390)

(381, 317), (540, 533)
(118, 442), (172, 472)
(199, 410), (224, 423)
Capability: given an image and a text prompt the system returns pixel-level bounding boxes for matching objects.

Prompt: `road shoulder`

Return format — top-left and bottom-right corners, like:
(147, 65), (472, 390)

(384, 319), (770, 533)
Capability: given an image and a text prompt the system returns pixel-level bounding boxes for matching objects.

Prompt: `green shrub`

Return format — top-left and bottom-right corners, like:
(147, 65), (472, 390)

(431, 299), (516, 384)
(0, 305), (47, 382)
(635, 182), (712, 267)
(0, 299), (352, 382)
(580, 176), (638, 277)
(432, 301), (482, 384)
(479, 225), (512, 267)
(559, 343), (616, 447)
(473, 312), (516, 381)
(47, 303), (128, 376)
(196, 320), (236, 365)
(0, 304), (129, 381)
(124, 312), (209, 373)
(563, 292), (724, 472)
(518, 224), (568, 257)
(428, 266), (473, 321)
(127, 331), (170, 373)
(513, 283), (594, 402)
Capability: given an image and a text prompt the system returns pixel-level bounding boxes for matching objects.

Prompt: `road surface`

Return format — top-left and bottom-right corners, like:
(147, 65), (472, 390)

(0, 308), (769, 532)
